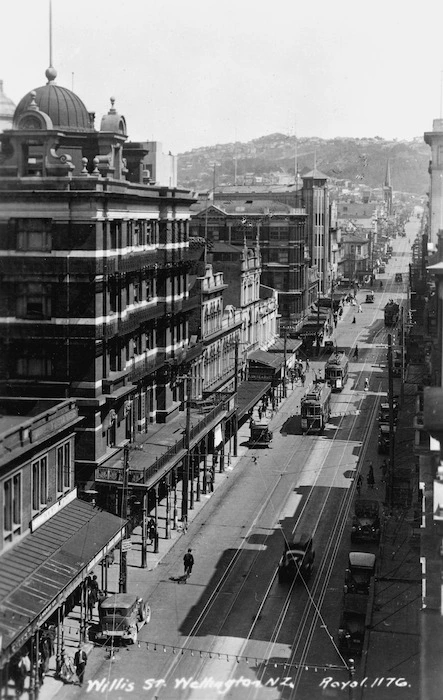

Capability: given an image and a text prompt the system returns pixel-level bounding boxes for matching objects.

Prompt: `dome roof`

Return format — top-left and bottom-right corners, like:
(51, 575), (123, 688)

(14, 71), (93, 132)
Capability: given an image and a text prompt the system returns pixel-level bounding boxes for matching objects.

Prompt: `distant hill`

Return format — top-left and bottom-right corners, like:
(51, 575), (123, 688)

(177, 133), (429, 195)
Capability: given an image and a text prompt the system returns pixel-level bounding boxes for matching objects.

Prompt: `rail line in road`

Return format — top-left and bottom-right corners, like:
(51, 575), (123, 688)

(149, 240), (412, 699)
(155, 368), (375, 697)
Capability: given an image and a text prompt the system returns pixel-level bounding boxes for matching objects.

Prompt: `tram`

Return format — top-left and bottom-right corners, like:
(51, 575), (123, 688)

(325, 352), (349, 392)
(300, 383), (331, 434)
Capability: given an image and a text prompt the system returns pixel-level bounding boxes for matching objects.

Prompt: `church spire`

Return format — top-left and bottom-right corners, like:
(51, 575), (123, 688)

(384, 159), (391, 188)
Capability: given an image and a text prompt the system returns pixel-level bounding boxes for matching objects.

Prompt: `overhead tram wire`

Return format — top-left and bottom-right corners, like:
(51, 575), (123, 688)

(159, 292), (391, 691)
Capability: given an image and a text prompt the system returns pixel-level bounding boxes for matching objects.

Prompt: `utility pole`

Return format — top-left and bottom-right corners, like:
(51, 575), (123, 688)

(316, 281), (321, 356)
(400, 306), (405, 406)
(387, 334), (395, 509)
(282, 328), (288, 398)
(233, 340), (239, 457)
(141, 491), (148, 569)
(118, 444), (130, 593)
(182, 374), (191, 521)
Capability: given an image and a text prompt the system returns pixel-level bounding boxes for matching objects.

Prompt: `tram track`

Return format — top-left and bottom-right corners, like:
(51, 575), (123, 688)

(153, 269), (404, 699)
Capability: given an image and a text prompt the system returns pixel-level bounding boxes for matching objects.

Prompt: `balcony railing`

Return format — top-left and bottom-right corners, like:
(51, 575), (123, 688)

(95, 399), (229, 487)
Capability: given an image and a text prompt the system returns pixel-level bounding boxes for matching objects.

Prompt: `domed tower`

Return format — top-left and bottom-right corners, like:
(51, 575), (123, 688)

(0, 66), (97, 177)
(0, 80), (16, 132)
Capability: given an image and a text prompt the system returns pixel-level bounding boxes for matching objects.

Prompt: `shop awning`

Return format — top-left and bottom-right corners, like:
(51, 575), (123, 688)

(0, 498), (125, 665)
(248, 350), (284, 370)
(236, 381), (272, 419)
(267, 338), (302, 353)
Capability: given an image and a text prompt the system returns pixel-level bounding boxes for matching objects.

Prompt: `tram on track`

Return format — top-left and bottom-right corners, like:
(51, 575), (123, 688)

(325, 352), (349, 391)
(300, 382), (331, 434)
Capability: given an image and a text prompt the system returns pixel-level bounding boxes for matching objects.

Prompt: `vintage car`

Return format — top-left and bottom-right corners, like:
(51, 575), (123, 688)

(249, 422), (273, 447)
(378, 265), (386, 274)
(96, 594), (151, 644)
(351, 500), (381, 543)
(278, 533), (315, 583)
(338, 594), (368, 656)
(395, 273), (403, 283)
(344, 552), (376, 595)
(378, 423), (395, 454)
(365, 291), (375, 303)
(378, 400), (399, 423)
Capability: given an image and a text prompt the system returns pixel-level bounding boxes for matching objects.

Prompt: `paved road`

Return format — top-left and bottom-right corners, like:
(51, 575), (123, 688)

(54, 222), (419, 700)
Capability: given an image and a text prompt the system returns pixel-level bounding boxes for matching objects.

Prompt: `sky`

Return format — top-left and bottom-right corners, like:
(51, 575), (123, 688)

(1, 0), (443, 154)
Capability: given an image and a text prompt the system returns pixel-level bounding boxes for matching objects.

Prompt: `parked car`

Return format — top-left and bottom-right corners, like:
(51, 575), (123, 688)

(351, 500), (381, 543)
(278, 533), (315, 583)
(378, 399), (399, 423)
(344, 552), (376, 595)
(249, 422), (273, 447)
(378, 423), (395, 454)
(96, 594), (151, 644)
(338, 594), (368, 656)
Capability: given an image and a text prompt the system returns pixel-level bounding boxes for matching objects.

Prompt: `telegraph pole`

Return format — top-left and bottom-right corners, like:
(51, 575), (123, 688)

(400, 306), (405, 406)
(233, 340), (239, 457)
(182, 375), (191, 521)
(387, 334), (395, 509)
(283, 328), (287, 398)
(118, 444), (130, 593)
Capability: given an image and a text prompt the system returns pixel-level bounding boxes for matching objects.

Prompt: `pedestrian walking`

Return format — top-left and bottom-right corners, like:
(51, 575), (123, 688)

(381, 459), (388, 482)
(353, 345), (359, 360)
(305, 358), (310, 371)
(183, 549), (194, 579)
(358, 304), (362, 313)
(301, 371), (306, 386)
(364, 377), (369, 391)
(13, 654), (29, 698)
(74, 644), (87, 687)
(356, 473), (363, 495)
(258, 406), (263, 420)
(367, 464), (375, 489)
(87, 575), (99, 620)
(352, 316), (356, 324)
(147, 517), (156, 544)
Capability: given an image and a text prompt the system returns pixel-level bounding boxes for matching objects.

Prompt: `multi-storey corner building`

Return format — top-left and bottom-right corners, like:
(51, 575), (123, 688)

(189, 198), (311, 327)
(0, 397), (124, 684)
(424, 119), (443, 249)
(301, 170), (330, 295)
(0, 69), (198, 494)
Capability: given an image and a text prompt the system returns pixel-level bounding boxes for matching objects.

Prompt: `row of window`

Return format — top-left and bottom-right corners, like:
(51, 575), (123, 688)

(3, 441), (71, 541)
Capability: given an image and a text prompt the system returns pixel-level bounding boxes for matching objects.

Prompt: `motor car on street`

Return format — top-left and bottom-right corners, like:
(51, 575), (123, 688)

(95, 594), (151, 644)
(278, 533), (315, 583)
(343, 551), (376, 594)
(338, 593), (369, 656)
(351, 500), (381, 543)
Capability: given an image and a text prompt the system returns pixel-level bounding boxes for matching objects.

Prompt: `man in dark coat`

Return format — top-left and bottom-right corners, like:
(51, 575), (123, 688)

(183, 549), (194, 580)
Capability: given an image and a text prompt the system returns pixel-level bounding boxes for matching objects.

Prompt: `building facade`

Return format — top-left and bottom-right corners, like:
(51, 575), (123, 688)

(0, 70), (198, 496)
(424, 119), (443, 249)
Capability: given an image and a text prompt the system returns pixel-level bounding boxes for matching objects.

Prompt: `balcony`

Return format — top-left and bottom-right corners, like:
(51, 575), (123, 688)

(95, 397), (230, 488)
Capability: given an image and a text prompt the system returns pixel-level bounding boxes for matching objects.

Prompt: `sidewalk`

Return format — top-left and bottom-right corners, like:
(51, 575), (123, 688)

(32, 377), (310, 700)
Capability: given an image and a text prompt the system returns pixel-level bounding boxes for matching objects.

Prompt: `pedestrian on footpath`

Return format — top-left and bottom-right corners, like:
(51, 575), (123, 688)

(183, 549), (194, 580)
(353, 345), (359, 360)
(74, 644), (87, 687)
(352, 316), (356, 324)
(305, 358), (310, 371)
(356, 473), (363, 495)
(301, 372), (306, 387)
(367, 464), (375, 489)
